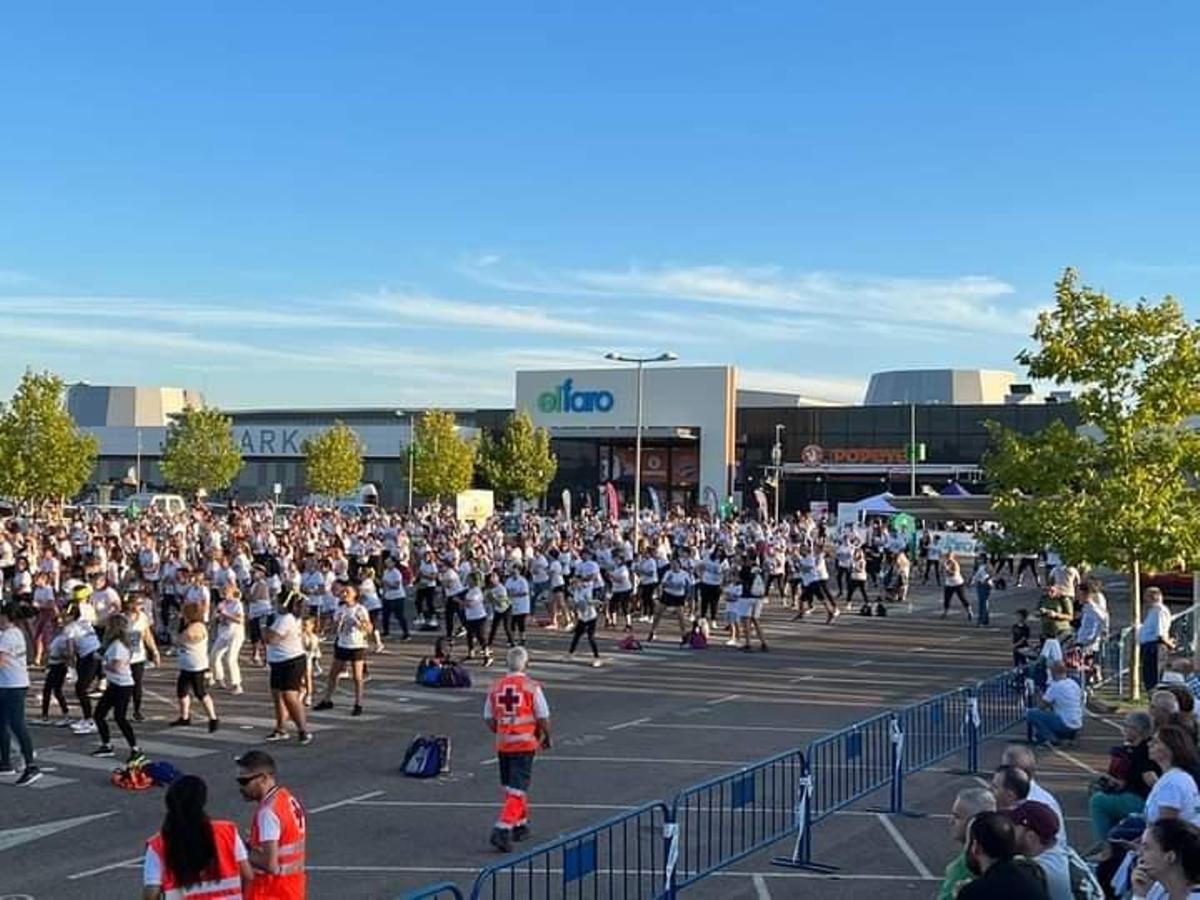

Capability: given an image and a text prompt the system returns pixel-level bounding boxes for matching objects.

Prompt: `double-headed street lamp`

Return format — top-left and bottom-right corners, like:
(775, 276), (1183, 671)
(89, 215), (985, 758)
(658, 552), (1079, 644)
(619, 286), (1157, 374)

(603, 351), (679, 550)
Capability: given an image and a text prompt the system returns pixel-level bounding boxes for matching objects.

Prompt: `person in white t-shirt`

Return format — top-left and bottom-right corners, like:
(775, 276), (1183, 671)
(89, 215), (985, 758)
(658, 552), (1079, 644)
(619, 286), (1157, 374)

(264, 592), (312, 745)
(566, 575), (602, 666)
(313, 584), (372, 716)
(1132, 817), (1200, 899)
(1027, 661), (1084, 745)
(90, 614), (145, 763)
(0, 604), (42, 785)
(1145, 726), (1200, 826)
(210, 584), (246, 694)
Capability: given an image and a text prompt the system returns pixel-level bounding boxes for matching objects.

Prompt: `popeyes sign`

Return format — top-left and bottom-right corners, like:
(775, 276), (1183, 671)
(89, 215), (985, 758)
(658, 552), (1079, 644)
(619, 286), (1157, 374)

(800, 444), (908, 465)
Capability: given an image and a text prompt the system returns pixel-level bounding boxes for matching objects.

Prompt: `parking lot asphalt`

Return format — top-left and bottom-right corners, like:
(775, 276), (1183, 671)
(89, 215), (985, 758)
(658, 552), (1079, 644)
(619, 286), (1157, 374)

(2, 579), (1047, 900)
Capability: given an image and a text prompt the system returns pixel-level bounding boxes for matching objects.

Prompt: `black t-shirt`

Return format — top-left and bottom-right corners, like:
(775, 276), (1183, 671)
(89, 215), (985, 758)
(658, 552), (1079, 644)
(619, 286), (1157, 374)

(1011, 622), (1031, 649)
(958, 858), (1049, 900)
(1128, 740), (1161, 799)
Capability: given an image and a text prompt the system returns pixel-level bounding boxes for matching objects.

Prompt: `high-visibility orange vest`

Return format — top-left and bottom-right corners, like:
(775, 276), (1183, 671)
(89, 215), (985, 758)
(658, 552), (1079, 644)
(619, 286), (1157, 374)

(488, 673), (542, 755)
(247, 785), (307, 900)
(146, 819), (243, 899)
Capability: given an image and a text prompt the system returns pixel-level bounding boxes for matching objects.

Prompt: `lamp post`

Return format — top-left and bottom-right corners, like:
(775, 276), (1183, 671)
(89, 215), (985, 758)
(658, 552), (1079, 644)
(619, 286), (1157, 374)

(772, 424), (784, 522)
(603, 351), (678, 550)
(394, 410), (416, 512)
(909, 402), (917, 496)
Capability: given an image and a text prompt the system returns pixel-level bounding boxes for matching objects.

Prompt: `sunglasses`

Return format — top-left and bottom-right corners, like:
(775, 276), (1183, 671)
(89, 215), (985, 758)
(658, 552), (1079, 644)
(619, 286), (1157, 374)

(236, 773), (264, 787)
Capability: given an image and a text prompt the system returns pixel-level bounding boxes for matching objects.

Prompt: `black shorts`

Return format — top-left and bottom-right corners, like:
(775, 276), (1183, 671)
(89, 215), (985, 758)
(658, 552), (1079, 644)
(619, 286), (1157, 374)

(498, 751), (535, 792)
(269, 655), (306, 692)
(248, 616), (265, 644)
(176, 669), (209, 699)
(334, 645), (366, 663)
(609, 590), (632, 613)
(661, 593), (686, 608)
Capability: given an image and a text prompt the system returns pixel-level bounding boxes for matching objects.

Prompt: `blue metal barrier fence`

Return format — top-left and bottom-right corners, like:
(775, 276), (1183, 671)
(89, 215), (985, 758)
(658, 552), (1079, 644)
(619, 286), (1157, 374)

(468, 802), (670, 900)
(805, 710), (894, 824)
(668, 748), (806, 890)
(402, 882), (466, 900)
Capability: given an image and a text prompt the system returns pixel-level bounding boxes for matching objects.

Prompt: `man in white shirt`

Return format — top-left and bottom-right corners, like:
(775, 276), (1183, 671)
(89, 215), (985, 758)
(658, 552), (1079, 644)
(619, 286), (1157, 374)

(1026, 662), (1084, 746)
(1001, 744), (1067, 850)
(1139, 587), (1174, 692)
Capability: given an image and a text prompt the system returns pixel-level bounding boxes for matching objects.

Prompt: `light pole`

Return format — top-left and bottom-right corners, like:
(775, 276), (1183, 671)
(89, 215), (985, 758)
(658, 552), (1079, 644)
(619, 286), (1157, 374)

(909, 402), (917, 497)
(604, 351), (678, 550)
(772, 424), (784, 522)
(394, 410), (416, 512)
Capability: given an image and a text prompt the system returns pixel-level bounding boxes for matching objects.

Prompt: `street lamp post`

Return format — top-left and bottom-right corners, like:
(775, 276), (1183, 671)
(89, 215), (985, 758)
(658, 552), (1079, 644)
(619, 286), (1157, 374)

(603, 351), (678, 550)
(394, 410), (416, 512)
(772, 424), (784, 522)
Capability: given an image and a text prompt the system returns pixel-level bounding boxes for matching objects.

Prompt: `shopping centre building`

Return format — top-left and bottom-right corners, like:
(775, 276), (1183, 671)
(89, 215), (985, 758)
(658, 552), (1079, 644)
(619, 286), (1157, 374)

(68, 366), (1078, 514)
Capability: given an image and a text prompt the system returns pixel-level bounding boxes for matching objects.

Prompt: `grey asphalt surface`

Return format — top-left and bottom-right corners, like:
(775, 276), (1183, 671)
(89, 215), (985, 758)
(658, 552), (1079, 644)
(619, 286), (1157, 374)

(2, 578), (1065, 899)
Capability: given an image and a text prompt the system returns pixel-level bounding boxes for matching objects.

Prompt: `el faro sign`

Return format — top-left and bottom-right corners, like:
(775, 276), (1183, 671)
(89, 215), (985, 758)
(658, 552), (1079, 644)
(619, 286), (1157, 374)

(537, 378), (615, 414)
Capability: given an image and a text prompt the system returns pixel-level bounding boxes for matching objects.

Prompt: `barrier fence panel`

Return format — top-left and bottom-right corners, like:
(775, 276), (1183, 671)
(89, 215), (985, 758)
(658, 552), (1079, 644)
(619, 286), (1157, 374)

(669, 749), (806, 890)
(1171, 604), (1200, 658)
(469, 802), (670, 900)
(402, 882), (466, 900)
(897, 686), (973, 775)
(974, 669), (1026, 740)
(806, 711), (894, 823)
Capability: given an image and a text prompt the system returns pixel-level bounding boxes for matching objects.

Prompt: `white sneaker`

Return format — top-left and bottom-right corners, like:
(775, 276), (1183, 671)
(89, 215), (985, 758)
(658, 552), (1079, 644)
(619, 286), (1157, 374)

(231, 685), (244, 695)
(591, 659), (603, 668)
(72, 720), (98, 734)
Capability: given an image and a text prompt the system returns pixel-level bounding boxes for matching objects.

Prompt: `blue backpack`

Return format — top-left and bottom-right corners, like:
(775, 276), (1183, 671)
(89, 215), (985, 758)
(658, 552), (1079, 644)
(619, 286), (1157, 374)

(401, 735), (450, 778)
(145, 760), (185, 787)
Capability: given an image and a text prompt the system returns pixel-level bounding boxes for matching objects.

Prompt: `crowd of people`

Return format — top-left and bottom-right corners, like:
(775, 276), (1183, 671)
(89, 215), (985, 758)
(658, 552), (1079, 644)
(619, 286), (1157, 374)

(0, 499), (969, 781)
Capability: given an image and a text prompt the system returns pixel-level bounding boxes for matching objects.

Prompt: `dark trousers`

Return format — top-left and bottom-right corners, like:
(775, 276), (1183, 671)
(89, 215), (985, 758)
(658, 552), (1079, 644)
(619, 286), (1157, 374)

(382, 596), (410, 638)
(569, 618), (599, 657)
(943, 584), (969, 612)
(417, 586), (437, 621)
(42, 663), (69, 717)
(1016, 558), (1040, 585)
(444, 595), (466, 637)
(489, 610), (514, 647)
(131, 661), (145, 715)
(75, 653), (99, 719)
(1141, 641), (1161, 691)
(94, 684), (137, 749)
(0, 687), (34, 769)
(698, 584), (720, 621)
(465, 618), (488, 653)
(847, 580), (869, 603)
(922, 559), (941, 584)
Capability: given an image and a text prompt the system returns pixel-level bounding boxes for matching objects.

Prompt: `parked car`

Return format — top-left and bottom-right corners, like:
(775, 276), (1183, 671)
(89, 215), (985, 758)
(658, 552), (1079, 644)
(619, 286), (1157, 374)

(124, 492), (187, 516)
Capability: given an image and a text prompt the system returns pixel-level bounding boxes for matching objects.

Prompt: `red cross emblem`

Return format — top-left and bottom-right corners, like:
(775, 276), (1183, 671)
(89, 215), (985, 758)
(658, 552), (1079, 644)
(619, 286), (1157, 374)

(498, 685), (521, 715)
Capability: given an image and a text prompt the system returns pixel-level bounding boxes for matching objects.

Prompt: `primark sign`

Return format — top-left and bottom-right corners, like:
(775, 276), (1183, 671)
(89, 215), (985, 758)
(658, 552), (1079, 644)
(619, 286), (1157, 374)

(234, 427), (303, 455)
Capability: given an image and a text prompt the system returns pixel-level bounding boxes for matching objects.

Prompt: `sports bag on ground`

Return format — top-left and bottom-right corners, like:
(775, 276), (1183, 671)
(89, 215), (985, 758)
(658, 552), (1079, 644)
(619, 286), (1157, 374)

(401, 735), (451, 778)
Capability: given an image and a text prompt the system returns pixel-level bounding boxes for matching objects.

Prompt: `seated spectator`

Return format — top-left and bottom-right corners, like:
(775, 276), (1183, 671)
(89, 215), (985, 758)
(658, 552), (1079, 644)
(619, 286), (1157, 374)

(1132, 818), (1200, 899)
(938, 787), (996, 900)
(1008, 800), (1103, 899)
(1001, 745), (1067, 849)
(1152, 690), (1184, 732)
(1160, 685), (1200, 745)
(1089, 712), (1161, 845)
(1012, 608), (1034, 668)
(957, 811), (1050, 899)
(1145, 726), (1200, 825)
(1026, 661), (1084, 746)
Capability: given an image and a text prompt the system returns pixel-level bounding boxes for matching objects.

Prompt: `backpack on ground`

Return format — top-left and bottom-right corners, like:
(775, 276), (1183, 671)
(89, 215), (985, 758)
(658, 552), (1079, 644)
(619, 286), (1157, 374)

(439, 664), (472, 688)
(416, 660), (443, 687)
(994, 577), (1008, 590)
(874, 602), (888, 617)
(145, 760), (185, 787)
(617, 635), (643, 652)
(110, 765), (155, 791)
(859, 603), (873, 617)
(401, 735), (451, 778)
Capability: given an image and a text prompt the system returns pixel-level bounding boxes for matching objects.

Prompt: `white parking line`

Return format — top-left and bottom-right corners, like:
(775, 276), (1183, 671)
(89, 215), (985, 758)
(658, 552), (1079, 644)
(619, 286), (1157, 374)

(707, 694), (741, 705)
(753, 872), (773, 899)
(608, 717), (651, 731)
(877, 812), (934, 879)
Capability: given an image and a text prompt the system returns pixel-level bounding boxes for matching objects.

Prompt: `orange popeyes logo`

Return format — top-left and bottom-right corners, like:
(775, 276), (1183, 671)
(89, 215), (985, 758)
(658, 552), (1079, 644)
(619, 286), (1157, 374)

(800, 444), (907, 465)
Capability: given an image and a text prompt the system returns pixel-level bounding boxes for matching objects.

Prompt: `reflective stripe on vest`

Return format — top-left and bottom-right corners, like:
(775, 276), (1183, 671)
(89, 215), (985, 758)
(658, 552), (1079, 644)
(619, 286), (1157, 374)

(490, 674), (541, 754)
(248, 787), (306, 900)
(147, 820), (243, 899)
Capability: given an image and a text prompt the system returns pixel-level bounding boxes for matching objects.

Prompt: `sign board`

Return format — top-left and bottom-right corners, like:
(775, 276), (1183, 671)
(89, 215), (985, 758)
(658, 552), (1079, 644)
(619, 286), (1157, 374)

(455, 489), (494, 526)
(272, 483), (282, 496)
(799, 445), (907, 466)
(810, 500), (830, 521)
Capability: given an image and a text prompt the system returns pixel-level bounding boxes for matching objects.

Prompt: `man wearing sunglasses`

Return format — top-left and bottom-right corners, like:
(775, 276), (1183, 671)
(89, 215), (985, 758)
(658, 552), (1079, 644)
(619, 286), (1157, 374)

(235, 750), (307, 899)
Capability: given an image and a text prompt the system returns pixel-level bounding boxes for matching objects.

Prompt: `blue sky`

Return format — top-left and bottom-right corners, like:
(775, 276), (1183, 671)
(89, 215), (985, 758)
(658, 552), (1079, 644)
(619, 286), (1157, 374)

(2, 2), (1198, 408)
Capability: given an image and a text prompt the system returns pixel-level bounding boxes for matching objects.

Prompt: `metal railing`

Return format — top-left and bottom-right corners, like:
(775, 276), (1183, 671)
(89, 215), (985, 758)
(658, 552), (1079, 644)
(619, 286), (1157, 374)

(669, 749), (806, 889)
(468, 802), (671, 900)
(402, 883), (466, 900)
(805, 711), (894, 823)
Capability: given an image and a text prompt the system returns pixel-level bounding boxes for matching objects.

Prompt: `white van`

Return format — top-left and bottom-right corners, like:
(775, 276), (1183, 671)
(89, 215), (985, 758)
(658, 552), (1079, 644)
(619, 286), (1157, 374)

(124, 493), (188, 516)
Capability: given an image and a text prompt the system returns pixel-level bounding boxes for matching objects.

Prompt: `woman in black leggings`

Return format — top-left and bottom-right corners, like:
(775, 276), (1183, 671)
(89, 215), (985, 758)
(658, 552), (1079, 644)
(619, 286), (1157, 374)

(941, 555), (972, 620)
(91, 615), (145, 763)
(64, 605), (102, 734)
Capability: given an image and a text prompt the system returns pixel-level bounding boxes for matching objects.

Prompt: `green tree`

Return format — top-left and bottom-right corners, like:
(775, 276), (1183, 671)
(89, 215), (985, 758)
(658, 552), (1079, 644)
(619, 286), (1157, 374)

(477, 410), (557, 504)
(302, 421), (364, 498)
(411, 410), (475, 501)
(983, 268), (1200, 697)
(159, 406), (243, 499)
(0, 370), (98, 506)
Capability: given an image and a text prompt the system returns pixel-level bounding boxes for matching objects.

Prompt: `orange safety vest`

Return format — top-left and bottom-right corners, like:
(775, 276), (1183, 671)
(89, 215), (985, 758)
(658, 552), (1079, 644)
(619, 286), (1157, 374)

(488, 673), (543, 755)
(147, 819), (244, 899)
(247, 785), (307, 900)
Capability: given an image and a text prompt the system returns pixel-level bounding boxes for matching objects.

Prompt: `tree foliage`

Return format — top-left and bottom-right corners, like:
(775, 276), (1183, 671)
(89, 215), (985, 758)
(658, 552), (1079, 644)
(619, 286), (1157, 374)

(159, 406), (243, 498)
(984, 268), (1200, 574)
(411, 410), (475, 501)
(477, 410), (558, 503)
(302, 421), (364, 498)
(0, 370), (98, 506)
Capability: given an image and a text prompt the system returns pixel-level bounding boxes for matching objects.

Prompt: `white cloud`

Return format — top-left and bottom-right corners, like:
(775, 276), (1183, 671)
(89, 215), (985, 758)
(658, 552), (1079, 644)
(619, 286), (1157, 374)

(361, 292), (622, 338)
(461, 261), (1044, 336)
